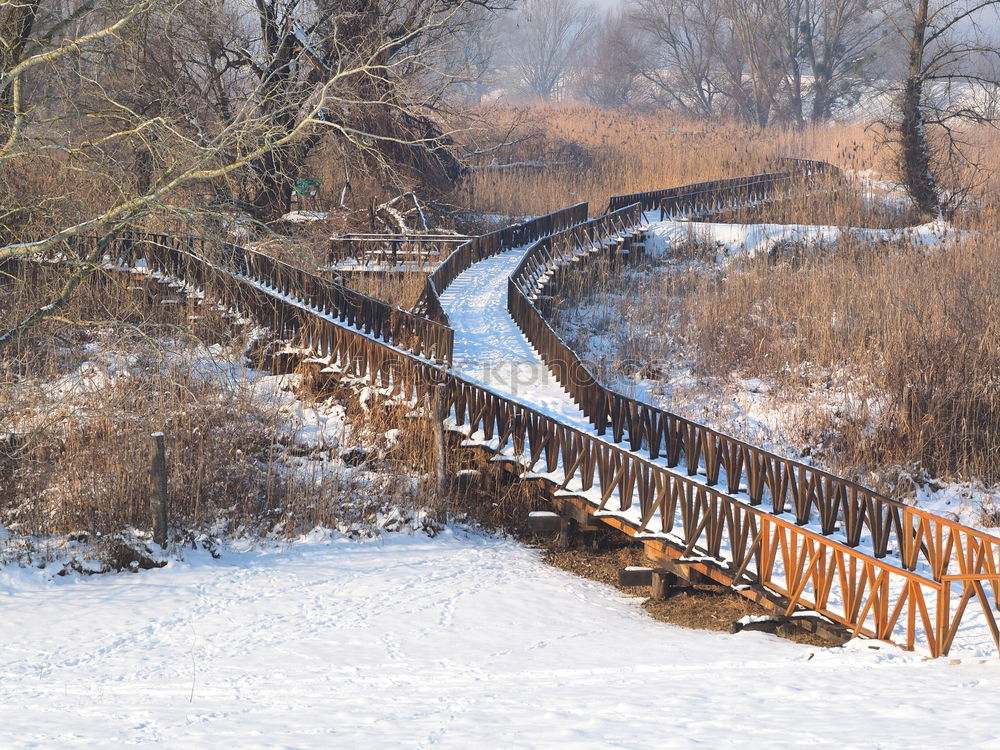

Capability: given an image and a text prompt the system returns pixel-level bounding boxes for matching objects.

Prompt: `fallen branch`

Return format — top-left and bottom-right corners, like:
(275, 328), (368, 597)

(463, 160), (573, 172)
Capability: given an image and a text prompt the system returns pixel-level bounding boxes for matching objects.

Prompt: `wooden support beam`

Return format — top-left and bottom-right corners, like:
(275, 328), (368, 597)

(528, 511), (574, 547)
(619, 566), (654, 587)
(651, 570), (678, 600)
(550, 493), (600, 531)
(527, 511), (563, 534)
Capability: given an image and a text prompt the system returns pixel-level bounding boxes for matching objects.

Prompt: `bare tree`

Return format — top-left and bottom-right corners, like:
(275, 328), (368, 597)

(632, 0), (886, 124)
(801, 0), (887, 122)
(884, 0), (1000, 215)
(501, 0), (597, 100)
(426, 4), (507, 105)
(631, 0), (734, 118)
(577, 9), (644, 107)
(0, 0), (503, 346)
(721, 0), (789, 126)
(181, 0), (510, 220)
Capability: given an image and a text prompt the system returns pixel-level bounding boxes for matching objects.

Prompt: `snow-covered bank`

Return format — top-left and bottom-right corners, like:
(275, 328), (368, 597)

(1, 529), (997, 749)
(643, 216), (960, 262)
(0, 332), (429, 570)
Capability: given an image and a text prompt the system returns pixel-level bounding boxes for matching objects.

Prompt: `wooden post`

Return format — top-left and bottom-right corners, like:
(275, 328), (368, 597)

(556, 517), (573, 550)
(431, 384), (448, 517)
(151, 432), (169, 548)
(651, 570), (677, 600)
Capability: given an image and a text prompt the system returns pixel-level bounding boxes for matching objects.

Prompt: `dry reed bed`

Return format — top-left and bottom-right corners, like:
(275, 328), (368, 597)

(551, 224), (1000, 493)
(0, 267), (442, 558)
(707, 176), (923, 229)
(678, 235), (1000, 484)
(459, 106), (890, 217)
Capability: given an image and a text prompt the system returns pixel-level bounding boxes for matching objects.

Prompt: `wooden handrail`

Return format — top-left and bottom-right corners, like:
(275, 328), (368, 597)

(507, 179), (1000, 605)
(504, 173), (1000, 655)
(413, 202), (590, 322)
(328, 234), (470, 267)
(78, 231), (454, 365)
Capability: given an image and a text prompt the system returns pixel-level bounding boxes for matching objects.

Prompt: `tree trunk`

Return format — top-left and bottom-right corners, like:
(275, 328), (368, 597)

(0, 1), (41, 140)
(899, 0), (940, 216)
(810, 70), (833, 122)
(250, 145), (295, 222)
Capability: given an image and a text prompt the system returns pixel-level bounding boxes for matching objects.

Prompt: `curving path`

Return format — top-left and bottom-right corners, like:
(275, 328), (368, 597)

(439, 245), (593, 430)
(79, 164), (1000, 658)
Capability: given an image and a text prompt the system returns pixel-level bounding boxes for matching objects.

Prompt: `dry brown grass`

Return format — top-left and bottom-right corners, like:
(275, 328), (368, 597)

(339, 271), (427, 310)
(678, 236), (1000, 484)
(0, 266), (440, 554)
(709, 176), (923, 229)
(459, 105), (888, 217)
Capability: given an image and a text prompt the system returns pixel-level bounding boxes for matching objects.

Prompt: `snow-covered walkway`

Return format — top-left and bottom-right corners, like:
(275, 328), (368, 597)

(2, 530), (997, 749)
(439, 245), (593, 430)
(432, 221), (1000, 660)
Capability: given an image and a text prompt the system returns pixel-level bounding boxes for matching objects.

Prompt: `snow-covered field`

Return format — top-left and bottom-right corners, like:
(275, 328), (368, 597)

(1, 528), (997, 749)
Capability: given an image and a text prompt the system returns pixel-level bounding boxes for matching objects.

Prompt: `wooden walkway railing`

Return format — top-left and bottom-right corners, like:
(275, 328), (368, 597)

(507, 203), (645, 430)
(607, 158), (839, 216)
(414, 203), (589, 324)
(79, 231), (454, 364)
(298, 307), (1000, 657)
(328, 234), (469, 269)
(75, 160), (999, 657)
(504, 173), (1000, 657)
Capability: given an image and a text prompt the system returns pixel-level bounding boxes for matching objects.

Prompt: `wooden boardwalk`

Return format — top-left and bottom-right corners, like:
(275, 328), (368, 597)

(88, 161), (999, 657)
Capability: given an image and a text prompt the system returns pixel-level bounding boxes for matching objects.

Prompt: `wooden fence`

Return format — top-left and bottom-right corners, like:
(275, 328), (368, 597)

(289, 305), (1000, 656)
(504, 187), (999, 657)
(607, 158), (841, 216)
(413, 203), (589, 323)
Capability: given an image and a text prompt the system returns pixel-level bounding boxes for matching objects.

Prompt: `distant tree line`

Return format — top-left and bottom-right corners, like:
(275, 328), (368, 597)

(1, 0), (998, 267)
(476, 0), (1000, 213)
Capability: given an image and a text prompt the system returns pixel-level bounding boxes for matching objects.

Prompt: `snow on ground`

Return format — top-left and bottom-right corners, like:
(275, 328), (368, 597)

(844, 169), (915, 213)
(1, 528), (998, 749)
(642, 216), (960, 263)
(439, 245), (594, 431)
(279, 210), (329, 223)
(915, 481), (1000, 529)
